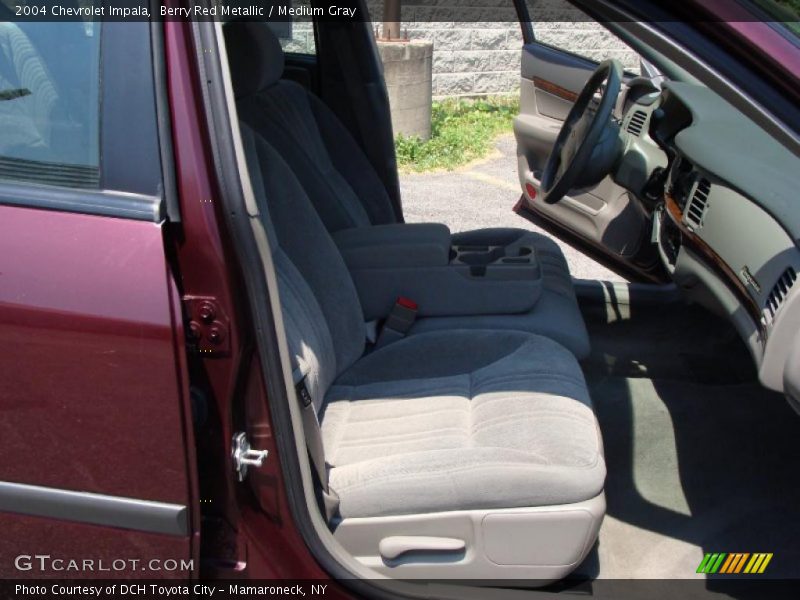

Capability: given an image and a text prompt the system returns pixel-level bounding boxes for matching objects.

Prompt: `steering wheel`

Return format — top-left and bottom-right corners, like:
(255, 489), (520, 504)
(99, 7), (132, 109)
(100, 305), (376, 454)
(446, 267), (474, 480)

(541, 59), (624, 204)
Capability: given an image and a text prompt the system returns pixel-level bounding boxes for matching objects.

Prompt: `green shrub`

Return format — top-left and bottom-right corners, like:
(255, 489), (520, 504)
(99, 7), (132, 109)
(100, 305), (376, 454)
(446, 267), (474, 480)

(395, 96), (519, 172)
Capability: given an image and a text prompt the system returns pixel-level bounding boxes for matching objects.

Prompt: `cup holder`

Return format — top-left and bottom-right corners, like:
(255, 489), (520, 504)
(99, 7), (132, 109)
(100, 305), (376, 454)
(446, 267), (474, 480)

(452, 245), (536, 270)
(501, 246), (533, 264)
(446, 243), (540, 281)
(457, 245), (490, 252)
(454, 246), (506, 266)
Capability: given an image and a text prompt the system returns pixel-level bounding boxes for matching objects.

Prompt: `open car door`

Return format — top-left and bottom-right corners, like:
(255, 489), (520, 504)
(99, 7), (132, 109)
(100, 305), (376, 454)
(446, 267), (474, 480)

(512, 1), (667, 282)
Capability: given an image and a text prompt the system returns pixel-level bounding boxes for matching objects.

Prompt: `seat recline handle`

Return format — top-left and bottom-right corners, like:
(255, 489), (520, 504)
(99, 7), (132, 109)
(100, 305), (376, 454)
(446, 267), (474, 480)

(378, 536), (466, 560)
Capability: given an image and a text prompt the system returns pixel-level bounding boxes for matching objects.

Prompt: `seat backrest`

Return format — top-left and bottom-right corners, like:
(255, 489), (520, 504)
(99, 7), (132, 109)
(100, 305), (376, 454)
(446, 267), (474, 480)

(240, 123), (365, 411)
(224, 20), (397, 233)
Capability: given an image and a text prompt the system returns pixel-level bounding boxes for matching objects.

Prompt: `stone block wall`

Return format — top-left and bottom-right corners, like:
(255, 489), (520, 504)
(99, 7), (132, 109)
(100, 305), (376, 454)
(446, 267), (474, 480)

(276, 1), (641, 99)
(407, 23), (525, 98)
(368, 1), (640, 99)
(404, 21), (640, 99)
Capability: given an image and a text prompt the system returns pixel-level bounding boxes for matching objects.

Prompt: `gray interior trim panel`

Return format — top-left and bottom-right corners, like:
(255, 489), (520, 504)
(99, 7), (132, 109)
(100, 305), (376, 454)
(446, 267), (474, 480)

(0, 183), (163, 222)
(663, 82), (800, 243)
(0, 481), (189, 536)
(603, 11), (800, 156)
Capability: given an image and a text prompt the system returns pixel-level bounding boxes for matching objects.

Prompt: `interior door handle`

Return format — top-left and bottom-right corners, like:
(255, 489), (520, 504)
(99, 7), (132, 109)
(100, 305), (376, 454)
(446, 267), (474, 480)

(378, 536), (466, 560)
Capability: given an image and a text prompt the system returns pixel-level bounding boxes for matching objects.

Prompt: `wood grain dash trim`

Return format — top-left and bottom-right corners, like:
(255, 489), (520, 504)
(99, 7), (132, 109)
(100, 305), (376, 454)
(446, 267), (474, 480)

(532, 76), (579, 103)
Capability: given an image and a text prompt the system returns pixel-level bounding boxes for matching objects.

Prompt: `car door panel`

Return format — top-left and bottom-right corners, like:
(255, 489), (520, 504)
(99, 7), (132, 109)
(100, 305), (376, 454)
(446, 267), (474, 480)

(514, 40), (652, 272)
(522, 43), (596, 120)
(0, 205), (196, 577)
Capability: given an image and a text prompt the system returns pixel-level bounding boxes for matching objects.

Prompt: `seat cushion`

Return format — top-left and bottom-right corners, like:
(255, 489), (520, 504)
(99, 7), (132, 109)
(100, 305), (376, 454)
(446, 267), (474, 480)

(412, 229), (591, 359)
(321, 330), (605, 519)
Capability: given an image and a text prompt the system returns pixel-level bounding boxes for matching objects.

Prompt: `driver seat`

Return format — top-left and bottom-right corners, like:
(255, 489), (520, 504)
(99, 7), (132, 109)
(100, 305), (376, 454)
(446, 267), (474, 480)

(224, 21), (590, 358)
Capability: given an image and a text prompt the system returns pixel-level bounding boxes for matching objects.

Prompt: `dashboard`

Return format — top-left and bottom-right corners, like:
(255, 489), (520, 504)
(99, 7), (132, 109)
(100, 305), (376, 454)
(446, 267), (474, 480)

(622, 82), (800, 395)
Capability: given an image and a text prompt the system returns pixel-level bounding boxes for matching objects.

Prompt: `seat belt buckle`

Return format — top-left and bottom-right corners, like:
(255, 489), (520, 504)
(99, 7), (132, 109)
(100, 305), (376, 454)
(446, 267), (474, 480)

(385, 296), (418, 333)
(296, 377), (313, 408)
(375, 297), (418, 349)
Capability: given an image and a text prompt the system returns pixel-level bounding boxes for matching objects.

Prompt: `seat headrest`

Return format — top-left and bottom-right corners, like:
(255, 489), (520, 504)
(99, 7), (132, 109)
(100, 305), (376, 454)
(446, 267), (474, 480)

(223, 20), (285, 98)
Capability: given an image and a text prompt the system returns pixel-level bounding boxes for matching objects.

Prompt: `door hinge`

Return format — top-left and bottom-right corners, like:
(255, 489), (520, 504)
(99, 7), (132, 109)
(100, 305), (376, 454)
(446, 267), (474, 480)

(183, 296), (231, 356)
(231, 432), (269, 482)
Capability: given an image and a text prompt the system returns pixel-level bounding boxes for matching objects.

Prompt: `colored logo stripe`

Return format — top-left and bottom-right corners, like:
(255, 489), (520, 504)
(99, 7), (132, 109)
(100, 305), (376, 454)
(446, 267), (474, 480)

(697, 553), (726, 573)
(744, 553), (773, 574)
(697, 553), (773, 574)
(719, 553), (749, 573)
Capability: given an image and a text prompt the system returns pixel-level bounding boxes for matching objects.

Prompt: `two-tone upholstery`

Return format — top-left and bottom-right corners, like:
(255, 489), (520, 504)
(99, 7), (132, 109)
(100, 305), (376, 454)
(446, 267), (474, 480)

(224, 21), (590, 359)
(240, 123), (605, 579)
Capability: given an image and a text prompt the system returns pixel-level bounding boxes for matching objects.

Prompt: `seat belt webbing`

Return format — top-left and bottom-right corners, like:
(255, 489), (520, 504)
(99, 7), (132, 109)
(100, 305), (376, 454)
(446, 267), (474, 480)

(294, 375), (340, 520)
(292, 373), (329, 491)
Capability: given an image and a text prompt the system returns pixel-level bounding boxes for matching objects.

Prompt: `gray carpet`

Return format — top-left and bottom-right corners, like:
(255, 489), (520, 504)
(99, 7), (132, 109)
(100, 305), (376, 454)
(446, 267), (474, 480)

(573, 293), (800, 582)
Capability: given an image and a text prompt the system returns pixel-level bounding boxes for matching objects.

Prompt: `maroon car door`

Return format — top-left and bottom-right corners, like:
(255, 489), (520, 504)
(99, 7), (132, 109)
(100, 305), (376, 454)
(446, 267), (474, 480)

(0, 22), (197, 578)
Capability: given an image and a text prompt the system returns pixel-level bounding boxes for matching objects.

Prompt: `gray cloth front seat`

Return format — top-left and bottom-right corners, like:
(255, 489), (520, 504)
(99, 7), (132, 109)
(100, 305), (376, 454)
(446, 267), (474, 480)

(224, 21), (591, 359)
(240, 123), (605, 580)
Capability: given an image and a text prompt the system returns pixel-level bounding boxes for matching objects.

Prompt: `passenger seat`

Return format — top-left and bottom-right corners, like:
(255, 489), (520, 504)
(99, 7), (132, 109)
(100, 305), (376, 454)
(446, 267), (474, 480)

(240, 123), (605, 581)
(224, 21), (590, 359)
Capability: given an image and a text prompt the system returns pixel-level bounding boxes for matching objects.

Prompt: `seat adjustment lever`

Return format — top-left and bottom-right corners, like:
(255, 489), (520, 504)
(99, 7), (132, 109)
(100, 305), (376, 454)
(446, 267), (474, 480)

(378, 536), (466, 561)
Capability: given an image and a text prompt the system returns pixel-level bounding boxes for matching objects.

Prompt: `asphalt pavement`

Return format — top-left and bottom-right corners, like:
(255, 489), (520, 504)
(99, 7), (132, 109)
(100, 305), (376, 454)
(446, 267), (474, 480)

(399, 133), (625, 282)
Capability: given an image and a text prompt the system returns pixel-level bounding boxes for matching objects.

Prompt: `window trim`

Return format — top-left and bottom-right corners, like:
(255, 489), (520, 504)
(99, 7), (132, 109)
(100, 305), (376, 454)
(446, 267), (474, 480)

(513, 0), (535, 43)
(527, 38), (642, 79)
(0, 181), (162, 222)
(151, 18), (181, 223)
(99, 22), (163, 198)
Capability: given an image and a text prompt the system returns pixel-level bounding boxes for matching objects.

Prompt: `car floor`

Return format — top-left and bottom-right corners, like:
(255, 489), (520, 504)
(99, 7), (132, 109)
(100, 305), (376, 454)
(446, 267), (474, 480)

(572, 286), (800, 581)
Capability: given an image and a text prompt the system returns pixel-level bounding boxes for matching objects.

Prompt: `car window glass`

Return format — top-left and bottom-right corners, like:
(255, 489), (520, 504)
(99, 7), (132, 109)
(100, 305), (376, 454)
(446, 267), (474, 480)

(526, 0), (641, 75)
(0, 17), (101, 188)
(271, 1), (317, 56)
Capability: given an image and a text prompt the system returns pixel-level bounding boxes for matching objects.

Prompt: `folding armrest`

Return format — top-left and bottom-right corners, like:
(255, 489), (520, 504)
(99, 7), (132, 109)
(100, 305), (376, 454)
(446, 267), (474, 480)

(333, 224), (542, 320)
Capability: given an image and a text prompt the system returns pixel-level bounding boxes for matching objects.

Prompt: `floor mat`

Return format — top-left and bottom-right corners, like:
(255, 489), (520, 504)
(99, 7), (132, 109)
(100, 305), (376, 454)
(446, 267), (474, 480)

(579, 295), (756, 384)
(569, 292), (800, 588)
(577, 375), (800, 581)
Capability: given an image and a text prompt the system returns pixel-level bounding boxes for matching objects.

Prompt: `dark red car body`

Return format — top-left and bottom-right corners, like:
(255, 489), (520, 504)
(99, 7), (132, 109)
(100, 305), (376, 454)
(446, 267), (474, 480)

(0, 17), (327, 584)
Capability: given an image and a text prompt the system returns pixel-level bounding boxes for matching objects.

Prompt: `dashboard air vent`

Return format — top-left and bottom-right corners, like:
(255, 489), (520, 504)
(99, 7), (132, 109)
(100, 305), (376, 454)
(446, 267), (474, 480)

(685, 178), (711, 228)
(627, 110), (648, 136)
(763, 267), (797, 326)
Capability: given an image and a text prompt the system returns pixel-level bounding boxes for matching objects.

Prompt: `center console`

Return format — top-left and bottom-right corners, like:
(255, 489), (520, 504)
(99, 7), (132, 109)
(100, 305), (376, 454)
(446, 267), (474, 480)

(333, 224), (542, 320)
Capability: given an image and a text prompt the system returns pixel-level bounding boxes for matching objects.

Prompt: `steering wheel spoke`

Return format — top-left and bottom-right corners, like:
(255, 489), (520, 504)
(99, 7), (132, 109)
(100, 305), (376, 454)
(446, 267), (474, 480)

(540, 60), (624, 204)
